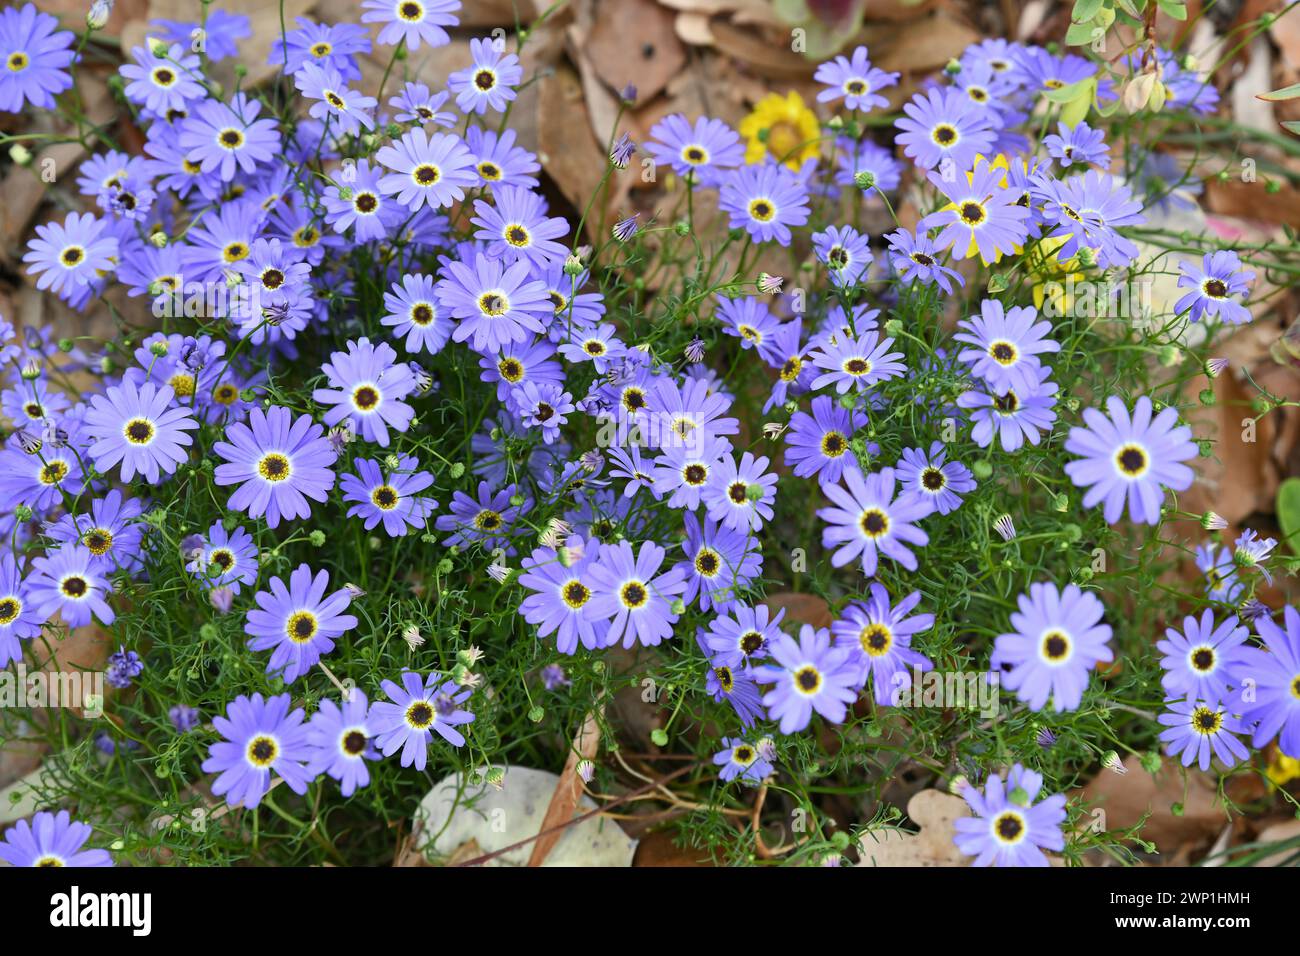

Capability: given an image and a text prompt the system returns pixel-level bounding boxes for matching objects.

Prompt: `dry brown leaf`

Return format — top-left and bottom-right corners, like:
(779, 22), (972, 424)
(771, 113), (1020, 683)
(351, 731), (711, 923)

(1078, 754), (1229, 854)
(526, 708), (603, 866)
(855, 789), (971, 866)
(585, 0), (686, 103)
(708, 18), (816, 80)
(874, 12), (981, 74)
(675, 11), (716, 47)
(763, 592), (833, 629)
(1180, 371), (1275, 525)
(536, 61), (608, 226)
(633, 828), (715, 866)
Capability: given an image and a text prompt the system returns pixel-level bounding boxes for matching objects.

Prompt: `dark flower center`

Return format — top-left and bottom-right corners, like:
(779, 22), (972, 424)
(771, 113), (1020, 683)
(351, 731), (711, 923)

(353, 385), (380, 410)
(61, 576), (88, 598)
(1203, 278), (1227, 299)
(684, 463), (707, 485)
(474, 69), (497, 91)
(355, 192), (378, 213)
(125, 418), (155, 444)
(933, 124), (957, 145)
(406, 701), (434, 728)
(620, 581), (648, 608)
(562, 581), (590, 609)
(795, 665), (821, 693)
(372, 485), (399, 509)
(248, 736), (277, 766)
(343, 731), (367, 755)
(414, 164), (440, 185)
(860, 509), (888, 537)
(728, 481), (748, 504)
(740, 631), (764, 654)
(695, 549), (720, 576)
(1116, 445), (1147, 476)
(1191, 648), (1215, 672)
(1042, 632), (1069, 660)
(922, 468), (946, 491)
(960, 202), (986, 225)
(411, 303), (434, 325)
(995, 812), (1023, 841)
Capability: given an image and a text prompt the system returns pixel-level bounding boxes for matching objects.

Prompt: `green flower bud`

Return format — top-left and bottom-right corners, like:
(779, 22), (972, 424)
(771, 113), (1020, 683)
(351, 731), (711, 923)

(449, 462), (465, 479)
(309, 530), (326, 547)
(972, 460), (994, 480)
(650, 728), (669, 747)
(854, 170), (876, 190)
(437, 558), (454, 575)
(528, 705), (545, 723)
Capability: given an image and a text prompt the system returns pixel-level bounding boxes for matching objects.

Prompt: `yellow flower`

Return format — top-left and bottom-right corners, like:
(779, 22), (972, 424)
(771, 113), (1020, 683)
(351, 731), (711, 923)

(1265, 750), (1300, 788)
(738, 91), (820, 170)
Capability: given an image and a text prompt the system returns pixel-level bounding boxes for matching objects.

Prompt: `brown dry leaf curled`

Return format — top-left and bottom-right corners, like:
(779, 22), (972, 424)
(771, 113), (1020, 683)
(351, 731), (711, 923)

(527, 708), (603, 866)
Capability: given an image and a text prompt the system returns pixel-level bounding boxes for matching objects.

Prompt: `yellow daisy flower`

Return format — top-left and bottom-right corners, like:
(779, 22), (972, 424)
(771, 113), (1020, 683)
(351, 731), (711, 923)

(738, 91), (820, 170)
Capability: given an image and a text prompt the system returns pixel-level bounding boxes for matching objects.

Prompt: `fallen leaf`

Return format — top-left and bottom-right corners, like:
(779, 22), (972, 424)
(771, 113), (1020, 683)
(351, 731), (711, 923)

(763, 592), (832, 629)
(855, 789), (971, 866)
(414, 765), (638, 866)
(585, 0), (686, 103)
(1078, 754), (1229, 854)
(527, 708), (602, 866)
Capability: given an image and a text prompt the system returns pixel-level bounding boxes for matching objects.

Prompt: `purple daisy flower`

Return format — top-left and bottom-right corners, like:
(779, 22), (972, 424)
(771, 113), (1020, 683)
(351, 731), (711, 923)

(715, 295), (780, 356)
(201, 692), (314, 809)
(0, 3), (76, 112)
(312, 338), (416, 447)
(651, 433), (730, 510)
(885, 229), (964, 293)
(465, 125), (540, 188)
(675, 511), (761, 613)
(1034, 169), (1144, 268)
(28, 545), (116, 628)
(213, 405), (339, 529)
(84, 380), (198, 483)
(584, 539), (687, 648)
(920, 158), (1029, 264)
(644, 113), (745, 186)
(390, 81), (454, 126)
(186, 521), (259, 594)
(371, 671), (475, 770)
(955, 299), (1060, 394)
(513, 380), (573, 444)
(713, 737), (773, 783)
(436, 481), (525, 553)
(178, 93), (281, 182)
(471, 184), (569, 266)
(1063, 395), (1197, 526)
(382, 273), (450, 355)
(704, 652), (767, 729)
(1156, 610), (1251, 702)
(1196, 542), (1244, 604)
(952, 764), (1065, 867)
(361, 0), (460, 50)
(46, 489), (146, 577)
(702, 451), (777, 533)
(958, 363), (1058, 453)
(894, 86), (994, 172)
(1174, 251), (1254, 325)
(340, 456), (436, 536)
(1158, 697), (1250, 771)
(245, 564), (358, 684)
(718, 161), (810, 245)
(323, 158), (403, 242)
(784, 396), (861, 488)
(817, 466), (930, 576)
(814, 45), (898, 112)
(448, 36), (522, 114)
(832, 583), (934, 704)
(1043, 121), (1110, 168)
(835, 138), (902, 193)
(0, 553), (41, 668)
(895, 441), (975, 516)
(437, 253), (552, 354)
(754, 624), (858, 734)
(1231, 605), (1300, 757)
(23, 212), (118, 298)
(306, 691), (379, 797)
(0, 438), (84, 513)
(375, 128), (477, 211)
(294, 61), (376, 135)
(809, 330), (906, 394)
(0, 810), (112, 868)
(991, 582), (1113, 712)
(813, 224), (873, 287)
(703, 602), (783, 665)
(270, 16), (371, 80)
(120, 42), (204, 117)
(519, 537), (601, 653)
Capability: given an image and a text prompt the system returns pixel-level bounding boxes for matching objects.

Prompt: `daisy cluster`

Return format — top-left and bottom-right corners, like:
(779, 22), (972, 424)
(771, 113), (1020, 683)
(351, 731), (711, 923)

(0, 2), (1289, 868)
